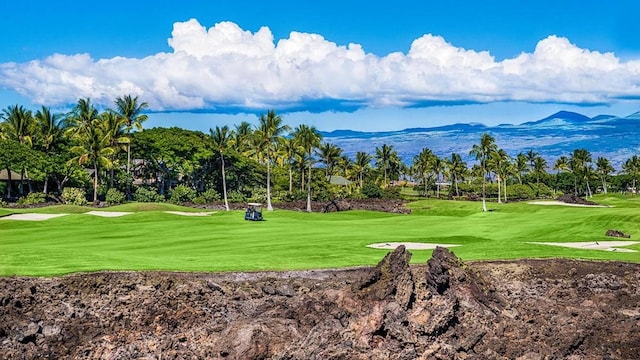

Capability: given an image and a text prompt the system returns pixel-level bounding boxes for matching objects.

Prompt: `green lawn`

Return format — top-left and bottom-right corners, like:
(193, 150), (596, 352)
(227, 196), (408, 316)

(1, 195), (640, 276)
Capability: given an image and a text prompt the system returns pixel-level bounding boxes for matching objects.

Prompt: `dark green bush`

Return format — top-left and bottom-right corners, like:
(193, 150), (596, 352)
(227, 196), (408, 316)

(361, 183), (383, 199)
(106, 188), (125, 205)
(169, 185), (196, 204)
(133, 186), (165, 203)
(227, 190), (247, 203)
(17, 192), (47, 206)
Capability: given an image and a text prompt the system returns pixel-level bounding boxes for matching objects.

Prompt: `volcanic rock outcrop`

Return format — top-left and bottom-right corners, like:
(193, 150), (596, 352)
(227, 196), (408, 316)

(1, 247), (639, 359)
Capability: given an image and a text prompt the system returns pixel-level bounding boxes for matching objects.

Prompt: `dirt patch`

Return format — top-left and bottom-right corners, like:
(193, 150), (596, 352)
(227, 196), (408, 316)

(1, 248), (639, 359)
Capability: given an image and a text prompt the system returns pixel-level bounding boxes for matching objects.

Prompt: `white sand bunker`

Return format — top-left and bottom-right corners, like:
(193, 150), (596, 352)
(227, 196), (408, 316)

(0, 213), (68, 221)
(85, 211), (133, 217)
(164, 211), (216, 217)
(368, 242), (461, 250)
(528, 241), (640, 252)
(528, 201), (609, 208)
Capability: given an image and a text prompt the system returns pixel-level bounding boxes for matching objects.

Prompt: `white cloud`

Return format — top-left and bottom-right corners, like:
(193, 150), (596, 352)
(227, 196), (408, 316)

(1, 19), (639, 112)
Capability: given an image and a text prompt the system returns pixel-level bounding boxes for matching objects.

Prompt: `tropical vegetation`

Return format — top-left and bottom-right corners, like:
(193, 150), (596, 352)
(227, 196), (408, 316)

(3, 96), (640, 210)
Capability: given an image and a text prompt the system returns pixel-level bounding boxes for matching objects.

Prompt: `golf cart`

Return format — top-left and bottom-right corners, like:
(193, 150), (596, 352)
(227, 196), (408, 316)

(245, 202), (264, 221)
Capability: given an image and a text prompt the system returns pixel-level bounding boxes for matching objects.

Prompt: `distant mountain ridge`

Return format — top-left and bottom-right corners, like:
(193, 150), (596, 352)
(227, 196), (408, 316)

(321, 110), (640, 170)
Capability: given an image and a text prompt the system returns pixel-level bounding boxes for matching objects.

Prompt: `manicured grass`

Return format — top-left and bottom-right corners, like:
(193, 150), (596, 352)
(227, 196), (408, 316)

(1, 195), (640, 276)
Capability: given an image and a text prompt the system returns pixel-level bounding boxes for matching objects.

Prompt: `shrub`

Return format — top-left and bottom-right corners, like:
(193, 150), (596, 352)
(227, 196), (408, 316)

(106, 188), (125, 205)
(382, 186), (402, 199)
(193, 188), (221, 205)
(227, 190), (247, 203)
(248, 187), (267, 203)
(201, 188), (221, 202)
(61, 187), (88, 206)
(169, 184), (196, 204)
(133, 186), (165, 203)
(360, 183), (383, 199)
(0, 199), (6, 208)
(17, 192), (47, 206)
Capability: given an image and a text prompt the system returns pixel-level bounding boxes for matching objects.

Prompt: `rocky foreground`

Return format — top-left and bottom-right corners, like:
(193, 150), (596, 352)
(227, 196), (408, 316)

(1, 247), (639, 359)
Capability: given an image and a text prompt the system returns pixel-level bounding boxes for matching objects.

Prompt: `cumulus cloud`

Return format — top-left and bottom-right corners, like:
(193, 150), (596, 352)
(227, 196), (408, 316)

(1, 19), (639, 112)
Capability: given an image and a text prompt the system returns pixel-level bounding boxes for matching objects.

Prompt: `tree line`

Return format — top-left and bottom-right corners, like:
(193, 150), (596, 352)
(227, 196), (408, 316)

(2, 97), (640, 211)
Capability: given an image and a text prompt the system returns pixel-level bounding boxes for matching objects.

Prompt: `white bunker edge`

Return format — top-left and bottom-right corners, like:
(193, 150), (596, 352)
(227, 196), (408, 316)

(85, 211), (133, 217)
(528, 201), (610, 208)
(367, 242), (461, 250)
(0, 213), (68, 221)
(528, 241), (640, 253)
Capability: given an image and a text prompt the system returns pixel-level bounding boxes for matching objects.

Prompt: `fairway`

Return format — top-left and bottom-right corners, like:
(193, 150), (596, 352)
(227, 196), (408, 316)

(1, 195), (640, 276)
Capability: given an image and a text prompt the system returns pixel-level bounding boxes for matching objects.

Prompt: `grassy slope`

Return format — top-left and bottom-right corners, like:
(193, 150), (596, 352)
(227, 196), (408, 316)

(1, 196), (640, 276)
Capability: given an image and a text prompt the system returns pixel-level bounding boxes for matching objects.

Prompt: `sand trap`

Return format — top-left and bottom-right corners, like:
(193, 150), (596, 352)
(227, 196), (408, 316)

(528, 241), (639, 252)
(0, 213), (68, 221)
(85, 211), (133, 217)
(164, 211), (216, 217)
(367, 242), (461, 250)
(528, 201), (609, 208)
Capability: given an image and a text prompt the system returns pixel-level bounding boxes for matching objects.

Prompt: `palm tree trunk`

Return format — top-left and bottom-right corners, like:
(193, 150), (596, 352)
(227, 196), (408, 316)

(221, 153), (229, 211)
(306, 153), (312, 212)
(504, 179), (508, 203)
(481, 170), (487, 212)
(497, 177), (501, 203)
(454, 176), (460, 198)
(93, 163), (99, 204)
(127, 143), (131, 175)
(266, 156), (273, 211)
(602, 176), (607, 194)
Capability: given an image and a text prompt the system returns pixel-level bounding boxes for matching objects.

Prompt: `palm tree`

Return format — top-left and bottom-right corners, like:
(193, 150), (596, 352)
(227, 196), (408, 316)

(595, 157), (614, 194)
(570, 149), (592, 196)
(280, 137), (299, 194)
(431, 156), (444, 198)
(317, 142), (342, 182)
(256, 110), (290, 211)
(375, 144), (395, 188)
(469, 133), (497, 212)
(526, 149), (539, 174)
(292, 124), (322, 212)
(622, 155), (640, 195)
(34, 106), (65, 193)
(413, 148), (433, 195)
(68, 116), (115, 203)
(210, 125), (234, 211)
(1, 105), (35, 146)
(532, 156), (548, 188)
(233, 121), (253, 153)
(67, 98), (99, 134)
(114, 95), (148, 176)
(100, 111), (129, 187)
(446, 153), (466, 198)
(1, 105), (36, 194)
(515, 153), (528, 185)
(489, 149), (509, 203)
(353, 151), (372, 188)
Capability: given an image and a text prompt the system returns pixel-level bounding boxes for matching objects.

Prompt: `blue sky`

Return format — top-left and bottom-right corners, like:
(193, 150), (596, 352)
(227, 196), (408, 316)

(1, 0), (639, 131)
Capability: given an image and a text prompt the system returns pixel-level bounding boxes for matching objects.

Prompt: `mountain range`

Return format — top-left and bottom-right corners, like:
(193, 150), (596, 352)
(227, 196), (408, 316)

(321, 110), (640, 170)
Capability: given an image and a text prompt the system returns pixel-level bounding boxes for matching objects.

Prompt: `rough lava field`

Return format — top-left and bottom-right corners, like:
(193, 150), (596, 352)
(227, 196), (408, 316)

(1, 247), (639, 359)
